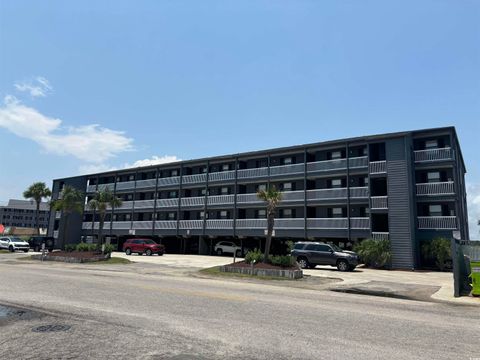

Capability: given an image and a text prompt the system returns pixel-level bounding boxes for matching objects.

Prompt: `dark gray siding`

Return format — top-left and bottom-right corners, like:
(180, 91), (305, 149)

(386, 137), (415, 269)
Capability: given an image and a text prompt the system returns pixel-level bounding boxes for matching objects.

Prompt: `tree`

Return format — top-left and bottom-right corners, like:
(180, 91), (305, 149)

(87, 188), (122, 247)
(23, 182), (52, 235)
(256, 185), (283, 262)
(52, 186), (84, 249)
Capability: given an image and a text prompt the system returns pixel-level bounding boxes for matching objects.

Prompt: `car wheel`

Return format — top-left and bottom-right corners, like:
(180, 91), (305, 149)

(23, 249), (29, 253)
(337, 259), (349, 272)
(216, 248), (223, 256)
(125, 248), (132, 255)
(146, 249), (152, 256)
(297, 257), (309, 269)
(9, 246), (14, 252)
(158, 252), (164, 256)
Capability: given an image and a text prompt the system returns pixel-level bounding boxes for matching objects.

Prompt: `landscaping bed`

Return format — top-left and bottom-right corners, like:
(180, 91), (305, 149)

(220, 260), (303, 279)
(31, 251), (111, 263)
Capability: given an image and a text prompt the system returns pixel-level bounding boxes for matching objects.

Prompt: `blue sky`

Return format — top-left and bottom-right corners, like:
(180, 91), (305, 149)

(0, 1), (479, 235)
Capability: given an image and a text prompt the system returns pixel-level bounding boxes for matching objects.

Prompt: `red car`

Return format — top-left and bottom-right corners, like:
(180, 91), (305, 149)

(122, 238), (165, 256)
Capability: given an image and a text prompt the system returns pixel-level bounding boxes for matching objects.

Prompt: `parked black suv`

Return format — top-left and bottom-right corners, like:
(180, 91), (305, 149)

(27, 236), (55, 252)
(291, 242), (359, 271)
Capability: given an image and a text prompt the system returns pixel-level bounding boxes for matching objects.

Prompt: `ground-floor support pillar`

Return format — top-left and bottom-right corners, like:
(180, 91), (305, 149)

(198, 236), (209, 255)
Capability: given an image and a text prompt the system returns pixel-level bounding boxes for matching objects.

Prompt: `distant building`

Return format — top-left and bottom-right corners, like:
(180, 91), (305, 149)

(0, 199), (50, 233)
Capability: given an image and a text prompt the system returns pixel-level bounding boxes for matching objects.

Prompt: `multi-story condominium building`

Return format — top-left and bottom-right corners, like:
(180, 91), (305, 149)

(1, 199), (50, 231)
(48, 127), (469, 269)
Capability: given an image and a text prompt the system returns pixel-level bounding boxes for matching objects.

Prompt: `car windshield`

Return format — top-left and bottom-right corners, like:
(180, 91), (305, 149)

(144, 240), (156, 244)
(12, 237), (24, 243)
(330, 244), (343, 252)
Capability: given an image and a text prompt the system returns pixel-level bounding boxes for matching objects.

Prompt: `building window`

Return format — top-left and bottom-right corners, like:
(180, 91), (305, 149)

(283, 157), (292, 165)
(429, 205), (442, 216)
(331, 179), (342, 188)
(167, 212), (176, 220)
(331, 151), (342, 160)
(220, 210), (228, 219)
(427, 172), (441, 183)
(199, 211), (208, 219)
(168, 191), (178, 198)
(125, 213), (131, 221)
(331, 208), (343, 218)
(282, 209), (292, 218)
(257, 209), (266, 218)
(201, 188), (209, 196)
(425, 140), (438, 150)
(221, 187), (229, 195)
(222, 164), (230, 171)
(201, 167), (207, 173)
(257, 184), (267, 192)
(283, 182), (292, 191)
(171, 170), (179, 177)
(364, 177), (369, 186)
(128, 175), (135, 181)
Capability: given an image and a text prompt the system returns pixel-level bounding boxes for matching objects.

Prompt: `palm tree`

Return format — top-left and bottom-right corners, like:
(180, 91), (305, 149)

(23, 182), (52, 235)
(52, 185), (84, 249)
(256, 185), (283, 262)
(87, 189), (122, 246)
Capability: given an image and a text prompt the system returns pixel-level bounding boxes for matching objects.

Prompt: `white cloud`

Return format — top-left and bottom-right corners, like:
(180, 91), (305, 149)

(124, 155), (181, 168)
(0, 95), (133, 163)
(14, 76), (52, 97)
(467, 183), (480, 239)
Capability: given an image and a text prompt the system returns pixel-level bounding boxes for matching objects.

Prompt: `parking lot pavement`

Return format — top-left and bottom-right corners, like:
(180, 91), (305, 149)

(112, 252), (242, 269)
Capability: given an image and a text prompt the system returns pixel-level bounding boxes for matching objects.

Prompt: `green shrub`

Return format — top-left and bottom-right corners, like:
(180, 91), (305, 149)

(353, 239), (391, 269)
(76, 242), (90, 252)
(286, 240), (294, 253)
(245, 248), (264, 264)
(64, 244), (76, 252)
(269, 255), (294, 267)
(103, 244), (115, 254)
(421, 237), (451, 271)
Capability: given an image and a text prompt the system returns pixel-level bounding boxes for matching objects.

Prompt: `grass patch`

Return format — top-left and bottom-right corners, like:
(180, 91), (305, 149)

(199, 266), (293, 281)
(0, 250), (11, 254)
(85, 257), (133, 265)
(17, 255), (35, 260)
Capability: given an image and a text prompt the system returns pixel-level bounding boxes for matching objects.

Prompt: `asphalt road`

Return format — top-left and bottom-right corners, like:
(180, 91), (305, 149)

(0, 257), (478, 360)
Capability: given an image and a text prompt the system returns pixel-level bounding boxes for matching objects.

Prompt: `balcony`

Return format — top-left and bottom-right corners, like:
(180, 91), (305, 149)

(156, 198), (179, 208)
(237, 167), (269, 179)
(350, 217), (371, 229)
(306, 188), (347, 200)
(135, 179), (157, 189)
(307, 218), (348, 229)
(154, 220), (177, 229)
(133, 199), (156, 209)
(307, 158), (347, 173)
(349, 156), (369, 169)
(349, 187), (369, 198)
(179, 220), (203, 229)
(86, 184), (97, 193)
(418, 216), (457, 230)
(269, 163), (304, 177)
(207, 195), (235, 206)
(97, 183), (115, 192)
(157, 176), (180, 187)
(235, 218), (304, 229)
(369, 161), (386, 174)
(180, 196), (205, 207)
(111, 221), (132, 230)
(182, 173), (207, 185)
(371, 196), (388, 210)
(206, 219), (234, 229)
(208, 170), (235, 182)
(414, 147), (453, 163)
(416, 181), (455, 196)
(236, 193), (262, 204)
(115, 181), (135, 191)
(281, 190), (304, 202)
(82, 222), (92, 230)
(371, 232), (389, 241)
(113, 201), (134, 211)
(132, 221), (153, 230)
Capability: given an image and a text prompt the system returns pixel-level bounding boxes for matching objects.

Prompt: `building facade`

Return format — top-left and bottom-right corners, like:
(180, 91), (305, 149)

(48, 127), (469, 269)
(1, 199), (50, 231)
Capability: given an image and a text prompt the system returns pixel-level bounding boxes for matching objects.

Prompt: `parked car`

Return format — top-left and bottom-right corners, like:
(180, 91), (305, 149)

(27, 236), (55, 252)
(122, 238), (165, 256)
(0, 236), (30, 253)
(214, 241), (242, 257)
(291, 242), (359, 271)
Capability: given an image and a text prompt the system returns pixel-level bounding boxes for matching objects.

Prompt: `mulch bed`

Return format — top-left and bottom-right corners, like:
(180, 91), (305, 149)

(46, 251), (106, 259)
(224, 260), (299, 271)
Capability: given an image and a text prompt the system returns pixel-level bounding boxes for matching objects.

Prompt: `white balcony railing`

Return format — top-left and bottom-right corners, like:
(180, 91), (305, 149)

(93, 222), (111, 230)
(269, 163), (304, 176)
(97, 183), (115, 191)
(371, 232), (389, 241)
(86, 184), (97, 193)
(207, 195), (235, 205)
(236, 193), (263, 204)
(307, 159), (347, 173)
(307, 218), (348, 229)
(206, 219), (234, 229)
(132, 221), (153, 230)
(273, 218), (305, 229)
(155, 220), (177, 230)
(349, 187), (369, 198)
(369, 161), (386, 174)
(133, 199), (155, 209)
(371, 196), (388, 210)
(157, 176), (180, 187)
(306, 188), (348, 200)
(82, 222), (92, 230)
(111, 221), (132, 230)
(135, 179), (157, 189)
(414, 147), (453, 162)
(418, 216), (457, 230)
(156, 198), (179, 208)
(179, 220), (203, 229)
(350, 217), (370, 229)
(416, 181), (455, 196)
(115, 181), (136, 191)
(208, 170), (235, 182)
(235, 219), (266, 229)
(180, 196), (205, 207)
(348, 156), (369, 169)
(113, 201), (134, 211)
(281, 190), (305, 202)
(237, 167), (269, 179)
(182, 173), (207, 184)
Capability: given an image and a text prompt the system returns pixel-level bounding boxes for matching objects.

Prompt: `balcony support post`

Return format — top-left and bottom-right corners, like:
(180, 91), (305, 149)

(346, 142), (351, 242)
